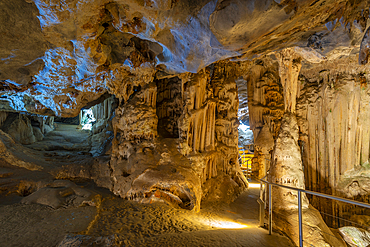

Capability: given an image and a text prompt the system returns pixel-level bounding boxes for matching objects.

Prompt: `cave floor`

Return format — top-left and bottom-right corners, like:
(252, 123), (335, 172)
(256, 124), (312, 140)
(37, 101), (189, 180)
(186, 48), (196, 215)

(0, 124), (294, 246)
(24, 123), (94, 170)
(28, 123), (91, 153)
(0, 168), (294, 247)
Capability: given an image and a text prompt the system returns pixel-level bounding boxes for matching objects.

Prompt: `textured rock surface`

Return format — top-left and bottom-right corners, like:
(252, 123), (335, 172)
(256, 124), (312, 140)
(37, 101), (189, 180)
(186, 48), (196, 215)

(109, 61), (248, 211)
(245, 48), (346, 246)
(296, 57), (370, 228)
(21, 180), (95, 209)
(3, 0), (370, 245)
(0, 0), (369, 117)
(247, 47), (370, 233)
(339, 226), (370, 247)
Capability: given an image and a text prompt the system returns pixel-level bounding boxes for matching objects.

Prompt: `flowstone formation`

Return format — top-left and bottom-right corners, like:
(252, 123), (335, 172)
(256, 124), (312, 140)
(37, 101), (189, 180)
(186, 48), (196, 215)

(263, 49), (344, 247)
(109, 62), (248, 211)
(297, 57), (370, 228)
(3, 0), (370, 246)
(245, 20), (370, 241)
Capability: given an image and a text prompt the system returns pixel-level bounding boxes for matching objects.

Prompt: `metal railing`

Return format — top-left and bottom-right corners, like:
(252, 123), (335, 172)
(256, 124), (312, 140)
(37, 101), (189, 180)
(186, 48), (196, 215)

(259, 178), (370, 247)
(238, 146), (254, 179)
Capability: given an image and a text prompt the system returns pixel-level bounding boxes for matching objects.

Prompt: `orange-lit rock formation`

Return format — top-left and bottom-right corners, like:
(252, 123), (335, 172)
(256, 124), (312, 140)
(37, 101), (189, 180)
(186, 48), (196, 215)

(2, 1), (370, 246)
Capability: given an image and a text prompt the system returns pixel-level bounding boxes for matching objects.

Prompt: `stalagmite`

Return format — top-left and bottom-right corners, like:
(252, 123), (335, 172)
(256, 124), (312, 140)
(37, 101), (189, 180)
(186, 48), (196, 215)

(254, 124), (274, 179)
(4, 0), (370, 245)
(269, 48), (345, 247)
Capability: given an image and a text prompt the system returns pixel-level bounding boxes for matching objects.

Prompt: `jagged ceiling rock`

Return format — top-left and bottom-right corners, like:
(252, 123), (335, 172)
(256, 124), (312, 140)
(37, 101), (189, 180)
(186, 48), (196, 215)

(1, 0), (370, 116)
(210, 0), (294, 50)
(0, 0), (47, 86)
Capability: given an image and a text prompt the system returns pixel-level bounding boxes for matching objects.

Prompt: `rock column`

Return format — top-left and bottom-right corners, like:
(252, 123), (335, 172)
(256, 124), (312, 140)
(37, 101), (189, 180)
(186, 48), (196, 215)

(270, 48), (308, 209)
(269, 48), (345, 247)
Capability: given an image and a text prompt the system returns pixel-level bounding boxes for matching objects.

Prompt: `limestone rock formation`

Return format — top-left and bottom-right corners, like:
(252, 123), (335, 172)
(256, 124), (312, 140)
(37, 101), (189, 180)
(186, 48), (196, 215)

(3, 0), (370, 245)
(296, 57), (370, 228)
(339, 226), (370, 247)
(109, 61), (248, 211)
(256, 49), (344, 246)
(254, 124), (274, 178)
(270, 112), (309, 209)
(21, 180), (96, 209)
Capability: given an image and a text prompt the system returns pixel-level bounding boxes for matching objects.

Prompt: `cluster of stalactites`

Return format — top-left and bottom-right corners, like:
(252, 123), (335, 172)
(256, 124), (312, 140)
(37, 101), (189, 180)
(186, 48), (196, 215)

(178, 70), (216, 156)
(294, 61), (370, 229)
(276, 48), (302, 113)
(91, 97), (115, 121)
(113, 82), (158, 142)
(201, 155), (217, 183)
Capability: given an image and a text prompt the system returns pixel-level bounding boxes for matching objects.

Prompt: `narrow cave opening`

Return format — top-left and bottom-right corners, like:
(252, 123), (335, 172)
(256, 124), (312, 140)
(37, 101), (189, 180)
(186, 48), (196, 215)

(236, 77), (254, 180)
(155, 76), (183, 138)
(0, 95), (117, 159)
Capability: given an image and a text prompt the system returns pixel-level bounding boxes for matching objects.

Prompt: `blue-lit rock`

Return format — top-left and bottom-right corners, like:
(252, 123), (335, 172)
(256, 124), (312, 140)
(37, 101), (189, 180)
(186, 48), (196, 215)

(1, 0), (369, 117)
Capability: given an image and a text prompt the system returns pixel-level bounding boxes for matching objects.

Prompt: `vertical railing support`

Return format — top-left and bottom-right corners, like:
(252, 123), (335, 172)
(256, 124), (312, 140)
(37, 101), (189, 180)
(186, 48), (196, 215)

(268, 183), (272, 235)
(259, 182), (264, 227)
(298, 191), (303, 247)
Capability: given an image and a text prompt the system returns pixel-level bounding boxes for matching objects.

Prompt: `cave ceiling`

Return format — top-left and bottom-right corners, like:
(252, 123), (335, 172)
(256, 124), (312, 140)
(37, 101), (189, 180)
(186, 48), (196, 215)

(0, 0), (369, 117)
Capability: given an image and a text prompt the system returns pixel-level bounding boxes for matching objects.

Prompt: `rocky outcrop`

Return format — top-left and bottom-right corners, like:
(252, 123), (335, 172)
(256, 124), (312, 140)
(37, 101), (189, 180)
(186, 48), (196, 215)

(0, 112), (54, 145)
(21, 180), (96, 209)
(245, 49), (345, 246)
(339, 226), (370, 247)
(109, 61), (247, 211)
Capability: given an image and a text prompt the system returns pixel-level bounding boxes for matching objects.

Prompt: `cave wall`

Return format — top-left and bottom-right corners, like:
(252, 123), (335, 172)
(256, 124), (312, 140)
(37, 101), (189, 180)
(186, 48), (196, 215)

(247, 53), (370, 229)
(297, 58), (370, 228)
(244, 56), (284, 179)
(89, 96), (116, 157)
(108, 61), (247, 210)
(0, 111), (54, 145)
(156, 76), (183, 138)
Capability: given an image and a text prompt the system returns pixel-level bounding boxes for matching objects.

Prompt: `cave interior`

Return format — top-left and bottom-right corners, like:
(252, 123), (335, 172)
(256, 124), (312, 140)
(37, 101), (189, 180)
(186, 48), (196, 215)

(1, 0), (370, 246)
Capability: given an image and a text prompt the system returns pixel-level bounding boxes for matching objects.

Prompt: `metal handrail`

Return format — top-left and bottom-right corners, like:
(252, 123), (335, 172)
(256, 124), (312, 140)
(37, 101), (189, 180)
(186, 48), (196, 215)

(260, 179), (370, 209)
(259, 178), (370, 247)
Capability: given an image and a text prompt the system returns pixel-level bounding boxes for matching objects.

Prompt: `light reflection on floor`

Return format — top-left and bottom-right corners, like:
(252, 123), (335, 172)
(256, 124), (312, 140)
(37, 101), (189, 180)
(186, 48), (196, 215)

(196, 216), (249, 229)
(248, 182), (261, 188)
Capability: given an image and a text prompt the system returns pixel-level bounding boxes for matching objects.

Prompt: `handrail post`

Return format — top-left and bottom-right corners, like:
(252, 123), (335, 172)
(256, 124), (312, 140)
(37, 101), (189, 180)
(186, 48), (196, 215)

(298, 191), (303, 247)
(259, 181), (264, 227)
(268, 183), (272, 235)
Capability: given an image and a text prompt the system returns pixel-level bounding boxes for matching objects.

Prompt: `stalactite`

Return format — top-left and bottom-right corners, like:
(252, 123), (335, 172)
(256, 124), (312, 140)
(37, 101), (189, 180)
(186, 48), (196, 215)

(113, 82), (158, 142)
(91, 96), (115, 122)
(178, 69), (216, 155)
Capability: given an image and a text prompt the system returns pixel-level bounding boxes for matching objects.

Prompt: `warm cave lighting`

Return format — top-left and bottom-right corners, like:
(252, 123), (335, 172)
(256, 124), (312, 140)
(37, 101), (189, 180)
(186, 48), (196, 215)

(198, 217), (249, 229)
(209, 220), (249, 229)
(238, 123), (250, 132)
(248, 182), (261, 188)
(81, 108), (96, 130)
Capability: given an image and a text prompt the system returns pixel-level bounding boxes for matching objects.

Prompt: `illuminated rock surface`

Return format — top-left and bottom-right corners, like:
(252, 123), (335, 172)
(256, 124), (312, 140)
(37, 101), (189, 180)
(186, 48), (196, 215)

(2, 0), (370, 246)
(339, 226), (370, 247)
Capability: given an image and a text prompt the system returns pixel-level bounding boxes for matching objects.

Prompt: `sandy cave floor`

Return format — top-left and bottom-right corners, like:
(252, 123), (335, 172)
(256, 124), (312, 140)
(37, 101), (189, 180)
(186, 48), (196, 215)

(0, 183), (295, 247)
(0, 123), (294, 247)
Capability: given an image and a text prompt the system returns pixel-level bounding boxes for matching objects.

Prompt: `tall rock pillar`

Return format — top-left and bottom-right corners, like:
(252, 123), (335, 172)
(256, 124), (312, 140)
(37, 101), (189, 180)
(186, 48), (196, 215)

(269, 48), (345, 247)
(270, 49), (308, 209)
